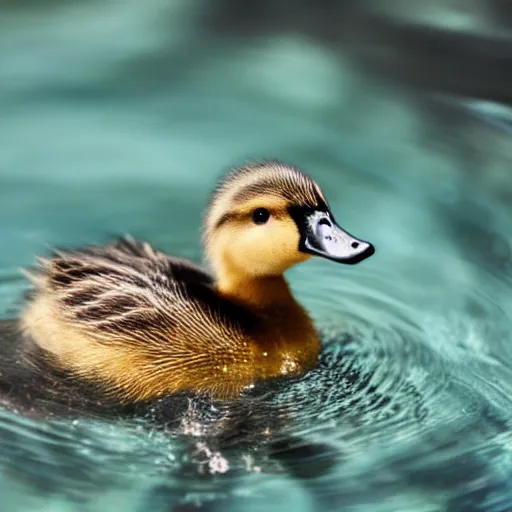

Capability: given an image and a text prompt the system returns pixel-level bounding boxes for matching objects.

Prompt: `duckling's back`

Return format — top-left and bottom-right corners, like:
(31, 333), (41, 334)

(21, 239), (267, 401)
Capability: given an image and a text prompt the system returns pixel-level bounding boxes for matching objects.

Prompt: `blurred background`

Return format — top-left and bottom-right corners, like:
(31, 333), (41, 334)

(1, 0), (511, 285)
(1, 1), (512, 511)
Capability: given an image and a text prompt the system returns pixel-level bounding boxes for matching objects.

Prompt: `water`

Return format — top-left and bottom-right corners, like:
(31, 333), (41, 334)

(1, 1), (512, 510)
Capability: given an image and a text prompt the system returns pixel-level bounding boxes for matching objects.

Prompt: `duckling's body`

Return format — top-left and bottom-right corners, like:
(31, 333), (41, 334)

(16, 161), (374, 405)
(22, 239), (319, 402)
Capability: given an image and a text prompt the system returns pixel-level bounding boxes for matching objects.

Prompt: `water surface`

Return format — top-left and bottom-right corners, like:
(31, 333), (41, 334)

(1, 2), (512, 511)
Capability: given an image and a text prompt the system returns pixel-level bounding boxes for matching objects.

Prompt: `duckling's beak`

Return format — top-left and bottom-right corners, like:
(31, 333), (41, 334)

(297, 210), (375, 264)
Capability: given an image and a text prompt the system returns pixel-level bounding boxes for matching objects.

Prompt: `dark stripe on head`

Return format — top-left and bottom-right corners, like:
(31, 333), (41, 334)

(214, 212), (236, 230)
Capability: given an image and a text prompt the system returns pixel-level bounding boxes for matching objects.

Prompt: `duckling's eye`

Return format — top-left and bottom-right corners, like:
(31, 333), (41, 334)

(252, 208), (270, 225)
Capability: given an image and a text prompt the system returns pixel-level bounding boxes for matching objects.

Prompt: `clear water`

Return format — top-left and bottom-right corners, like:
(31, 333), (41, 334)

(1, 1), (512, 511)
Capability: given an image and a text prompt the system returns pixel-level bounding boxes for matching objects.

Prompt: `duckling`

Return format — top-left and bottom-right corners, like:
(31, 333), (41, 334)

(19, 161), (374, 404)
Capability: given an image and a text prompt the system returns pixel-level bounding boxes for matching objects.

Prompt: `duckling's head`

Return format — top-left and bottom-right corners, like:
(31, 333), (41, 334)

(204, 161), (374, 287)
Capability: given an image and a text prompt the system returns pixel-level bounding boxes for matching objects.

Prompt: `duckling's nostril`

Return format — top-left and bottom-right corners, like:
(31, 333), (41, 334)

(351, 242), (360, 249)
(318, 218), (331, 227)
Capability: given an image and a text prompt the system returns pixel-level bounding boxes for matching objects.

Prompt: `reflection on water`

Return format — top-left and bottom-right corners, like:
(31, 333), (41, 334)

(1, 1), (512, 511)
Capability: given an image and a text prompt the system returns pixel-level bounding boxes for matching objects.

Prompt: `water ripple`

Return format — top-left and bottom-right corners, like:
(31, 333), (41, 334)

(3, 219), (512, 510)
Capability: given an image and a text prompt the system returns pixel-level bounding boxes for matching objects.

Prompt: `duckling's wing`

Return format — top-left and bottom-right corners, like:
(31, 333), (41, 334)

(23, 237), (256, 400)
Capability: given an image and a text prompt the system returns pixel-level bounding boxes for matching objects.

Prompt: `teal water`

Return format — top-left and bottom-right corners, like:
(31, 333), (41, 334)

(1, 2), (512, 511)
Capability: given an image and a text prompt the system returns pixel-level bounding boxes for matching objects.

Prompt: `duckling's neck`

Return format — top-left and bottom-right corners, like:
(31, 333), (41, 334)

(215, 271), (296, 309)
(215, 269), (320, 383)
